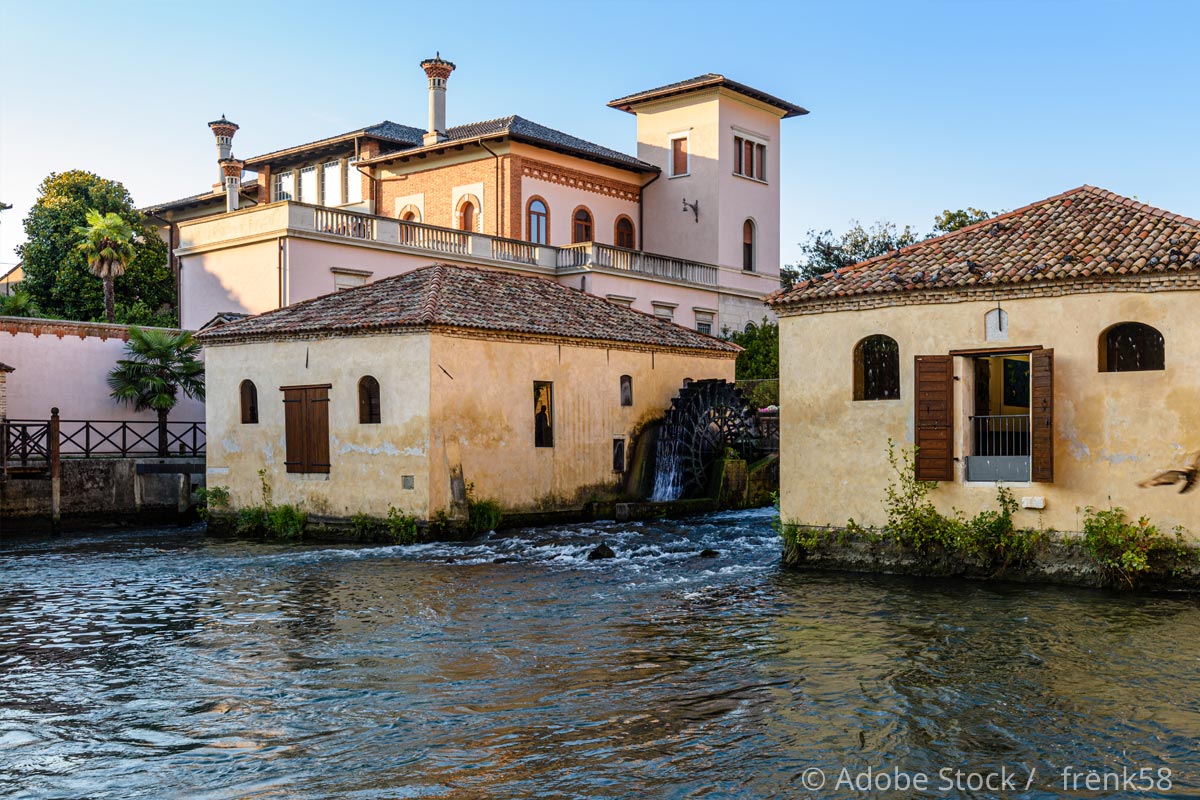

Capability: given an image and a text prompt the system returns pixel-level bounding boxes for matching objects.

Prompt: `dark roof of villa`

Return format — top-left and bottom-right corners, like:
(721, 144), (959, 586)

(768, 185), (1200, 311)
(197, 264), (739, 353)
(0, 362), (13, 372)
(361, 115), (655, 172)
(608, 74), (809, 118)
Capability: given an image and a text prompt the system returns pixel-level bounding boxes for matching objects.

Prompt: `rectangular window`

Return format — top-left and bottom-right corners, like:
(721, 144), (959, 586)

(273, 171), (294, 202)
(612, 438), (626, 473)
(534, 381), (554, 448)
(322, 161), (342, 206)
(298, 166), (317, 204)
(282, 385), (331, 474)
(345, 160), (362, 204)
(695, 312), (714, 336)
(733, 135), (768, 182)
(669, 134), (689, 177)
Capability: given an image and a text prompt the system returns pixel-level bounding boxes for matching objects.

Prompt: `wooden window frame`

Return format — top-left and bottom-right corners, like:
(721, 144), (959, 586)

(571, 206), (593, 244)
(854, 335), (901, 401)
(358, 375), (381, 424)
(614, 215), (635, 249)
(1099, 322), (1165, 373)
(668, 133), (690, 178)
(742, 219), (756, 272)
(534, 381), (554, 448)
(619, 374), (633, 407)
(527, 196), (550, 245)
(913, 356), (954, 481)
(239, 380), (259, 424)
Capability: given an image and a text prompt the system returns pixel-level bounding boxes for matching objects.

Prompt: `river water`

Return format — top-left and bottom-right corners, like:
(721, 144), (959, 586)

(1, 508), (1198, 799)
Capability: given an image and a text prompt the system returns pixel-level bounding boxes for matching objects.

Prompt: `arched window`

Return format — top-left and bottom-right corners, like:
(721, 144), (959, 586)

(459, 201), (476, 232)
(620, 375), (633, 406)
(239, 380), (258, 424)
(572, 207), (593, 244)
(1100, 322), (1164, 372)
(742, 219), (756, 271)
(853, 335), (900, 400)
(527, 197), (549, 244)
(358, 375), (381, 424)
(615, 216), (635, 249)
(744, 321), (757, 333)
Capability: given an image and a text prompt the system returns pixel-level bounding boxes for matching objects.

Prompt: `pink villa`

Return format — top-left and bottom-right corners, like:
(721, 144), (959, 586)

(145, 58), (807, 333)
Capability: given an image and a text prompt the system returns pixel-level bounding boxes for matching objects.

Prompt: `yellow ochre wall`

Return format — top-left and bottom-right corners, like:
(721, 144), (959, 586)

(205, 329), (736, 521)
(778, 289), (1200, 538)
(426, 332), (736, 514)
(204, 334), (432, 519)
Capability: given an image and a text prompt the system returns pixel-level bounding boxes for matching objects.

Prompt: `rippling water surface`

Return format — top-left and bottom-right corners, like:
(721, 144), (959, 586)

(2, 508), (1199, 798)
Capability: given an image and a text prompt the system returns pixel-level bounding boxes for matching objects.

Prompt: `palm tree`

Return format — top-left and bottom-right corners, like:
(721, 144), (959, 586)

(0, 288), (39, 318)
(108, 327), (205, 456)
(75, 209), (136, 324)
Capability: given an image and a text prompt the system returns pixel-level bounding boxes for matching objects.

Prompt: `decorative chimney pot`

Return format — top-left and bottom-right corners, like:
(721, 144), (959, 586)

(208, 115), (240, 185)
(420, 54), (456, 146)
(219, 157), (245, 213)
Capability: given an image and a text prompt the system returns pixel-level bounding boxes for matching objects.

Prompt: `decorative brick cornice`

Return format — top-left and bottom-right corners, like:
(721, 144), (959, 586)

(0, 317), (184, 340)
(522, 158), (641, 202)
(774, 273), (1200, 317)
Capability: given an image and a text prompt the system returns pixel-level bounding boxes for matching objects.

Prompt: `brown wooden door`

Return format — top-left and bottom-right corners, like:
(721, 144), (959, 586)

(1031, 349), (1054, 482)
(914, 355), (954, 481)
(282, 385), (331, 474)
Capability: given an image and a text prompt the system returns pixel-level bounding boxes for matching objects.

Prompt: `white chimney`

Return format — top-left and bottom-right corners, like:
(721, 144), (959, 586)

(420, 54), (456, 146)
(219, 157), (244, 212)
(207, 115), (240, 186)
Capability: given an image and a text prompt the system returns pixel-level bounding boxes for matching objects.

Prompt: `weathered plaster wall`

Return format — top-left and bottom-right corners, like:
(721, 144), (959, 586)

(0, 318), (205, 422)
(426, 332), (737, 513)
(204, 334), (432, 519)
(778, 289), (1200, 538)
(716, 95), (783, 279)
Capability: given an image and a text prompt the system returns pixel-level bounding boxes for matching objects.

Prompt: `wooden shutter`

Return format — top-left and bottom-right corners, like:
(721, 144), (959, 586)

(914, 355), (954, 481)
(1031, 348), (1054, 482)
(282, 385), (331, 474)
(306, 386), (331, 473)
(283, 388), (307, 474)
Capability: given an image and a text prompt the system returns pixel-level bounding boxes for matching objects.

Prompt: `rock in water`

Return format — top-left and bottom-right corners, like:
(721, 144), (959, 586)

(587, 542), (616, 560)
(699, 548), (719, 559)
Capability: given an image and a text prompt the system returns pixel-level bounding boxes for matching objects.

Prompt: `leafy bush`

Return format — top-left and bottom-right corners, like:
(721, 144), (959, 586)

(236, 506), (267, 535)
(468, 499), (503, 535)
(1081, 507), (1194, 587)
(386, 507), (419, 544)
(265, 504), (307, 541)
(882, 440), (961, 551)
(195, 485), (230, 521)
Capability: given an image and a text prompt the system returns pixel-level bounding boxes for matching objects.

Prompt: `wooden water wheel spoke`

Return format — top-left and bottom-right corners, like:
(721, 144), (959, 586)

(660, 379), (758, 494)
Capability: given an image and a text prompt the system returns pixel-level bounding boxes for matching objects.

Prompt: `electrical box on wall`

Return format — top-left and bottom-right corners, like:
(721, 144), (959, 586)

(1021, 496), (1046, 510)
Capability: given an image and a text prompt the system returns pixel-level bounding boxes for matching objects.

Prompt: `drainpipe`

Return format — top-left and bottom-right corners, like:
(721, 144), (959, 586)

(277, 237), (285, 309)
(637, 170), (661, 251)
(479, 140), (502, 236)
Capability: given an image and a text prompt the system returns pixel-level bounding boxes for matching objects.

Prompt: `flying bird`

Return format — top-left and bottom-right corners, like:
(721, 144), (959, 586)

(1138, 451), (1200, 494)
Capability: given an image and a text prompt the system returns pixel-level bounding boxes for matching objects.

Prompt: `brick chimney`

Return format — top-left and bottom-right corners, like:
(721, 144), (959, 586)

(219, 157), (245, 212)
(207, 115), (240, 185)
(420, 54), (456, 146)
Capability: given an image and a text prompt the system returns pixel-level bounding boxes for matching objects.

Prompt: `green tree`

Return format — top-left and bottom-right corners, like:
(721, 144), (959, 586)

(17, 171), (174, 325)
(75, 210), (136, 323)
(0, 288), (39, 318)
(932, 207), (1001, 234)
(781, 208), (1003, 289)
(107, 327), (205, 456)
(726, 319), (780, 408)
(784, 220), (923, 286)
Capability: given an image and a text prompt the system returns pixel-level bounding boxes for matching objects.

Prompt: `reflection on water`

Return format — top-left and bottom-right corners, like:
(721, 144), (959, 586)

(1, 508), (1198, 798)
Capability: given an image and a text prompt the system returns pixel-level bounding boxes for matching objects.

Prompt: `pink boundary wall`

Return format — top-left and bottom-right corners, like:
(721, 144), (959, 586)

(0, 317), (205, 423)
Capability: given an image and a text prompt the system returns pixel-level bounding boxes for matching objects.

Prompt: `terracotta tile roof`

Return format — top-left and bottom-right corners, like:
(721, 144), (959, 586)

(768, 186), (1200, 310)
(608, 74), (809, 119)
(196, 264), (739, 354)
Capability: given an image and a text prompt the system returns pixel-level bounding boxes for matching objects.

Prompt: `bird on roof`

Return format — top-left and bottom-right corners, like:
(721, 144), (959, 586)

(1138, 451), (1200, 494)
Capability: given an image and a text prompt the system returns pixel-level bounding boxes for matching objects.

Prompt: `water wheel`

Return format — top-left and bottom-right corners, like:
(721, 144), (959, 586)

(652, 379), (759, 499)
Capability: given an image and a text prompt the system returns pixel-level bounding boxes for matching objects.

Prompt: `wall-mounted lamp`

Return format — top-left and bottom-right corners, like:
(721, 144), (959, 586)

(682, 198), (699, 223)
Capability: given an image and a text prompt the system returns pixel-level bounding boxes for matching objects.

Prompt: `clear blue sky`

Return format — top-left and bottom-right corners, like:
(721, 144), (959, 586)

(2, 0), (1197, 272)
